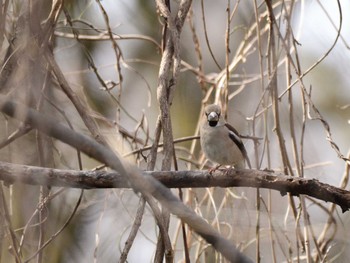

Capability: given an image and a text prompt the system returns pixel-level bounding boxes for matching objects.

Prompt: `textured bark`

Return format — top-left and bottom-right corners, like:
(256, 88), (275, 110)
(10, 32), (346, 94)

(0, 161), (349, 212)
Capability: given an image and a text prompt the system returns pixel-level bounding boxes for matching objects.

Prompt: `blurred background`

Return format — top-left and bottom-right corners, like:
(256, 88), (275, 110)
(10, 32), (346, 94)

(1, 0), (350, 262)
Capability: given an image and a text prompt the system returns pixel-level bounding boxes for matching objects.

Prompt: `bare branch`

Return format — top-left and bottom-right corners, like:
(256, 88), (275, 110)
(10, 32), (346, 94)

(0, 161), (350, 213)
(54, 31), (161, 49)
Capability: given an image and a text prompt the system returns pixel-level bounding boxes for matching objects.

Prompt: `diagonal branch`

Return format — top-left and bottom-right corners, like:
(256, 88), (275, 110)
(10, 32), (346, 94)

(0, 95), (253, 263)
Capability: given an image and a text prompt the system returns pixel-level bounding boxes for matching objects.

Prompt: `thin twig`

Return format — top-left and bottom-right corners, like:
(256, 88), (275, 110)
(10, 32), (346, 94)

(24, 190), (84, 263)
(118, 198), (146, 263)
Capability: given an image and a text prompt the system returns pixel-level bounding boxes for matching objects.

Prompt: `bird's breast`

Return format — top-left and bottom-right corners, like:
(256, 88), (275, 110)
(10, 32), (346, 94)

(200, 126), (244, 166)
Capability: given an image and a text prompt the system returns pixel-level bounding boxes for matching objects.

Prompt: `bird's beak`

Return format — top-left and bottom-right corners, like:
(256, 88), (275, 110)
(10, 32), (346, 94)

(207, 112), (219, 122)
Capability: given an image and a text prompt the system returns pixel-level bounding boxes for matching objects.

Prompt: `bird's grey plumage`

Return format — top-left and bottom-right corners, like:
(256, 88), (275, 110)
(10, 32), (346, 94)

(200, 104), (251, 169)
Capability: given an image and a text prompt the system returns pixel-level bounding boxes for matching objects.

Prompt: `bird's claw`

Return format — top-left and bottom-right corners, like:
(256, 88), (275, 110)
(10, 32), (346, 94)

(208, 164), (221, 174)
(223, 166), (233, 176)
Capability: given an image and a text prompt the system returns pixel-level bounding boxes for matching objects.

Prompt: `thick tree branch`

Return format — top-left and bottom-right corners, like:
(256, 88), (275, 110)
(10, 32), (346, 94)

(0, 161), (350, 212)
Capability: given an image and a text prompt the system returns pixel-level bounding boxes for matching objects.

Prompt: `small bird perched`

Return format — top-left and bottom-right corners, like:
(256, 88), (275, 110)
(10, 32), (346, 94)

(200, 104), (251, 170)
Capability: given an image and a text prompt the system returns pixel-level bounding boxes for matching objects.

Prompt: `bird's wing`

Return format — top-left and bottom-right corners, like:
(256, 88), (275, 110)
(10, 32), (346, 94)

(225, 123), (252, 168)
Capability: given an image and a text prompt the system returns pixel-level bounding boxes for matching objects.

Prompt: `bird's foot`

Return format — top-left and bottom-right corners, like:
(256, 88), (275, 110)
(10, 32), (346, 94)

(223, 166), (233, 176)
(208, 164), (221, 174)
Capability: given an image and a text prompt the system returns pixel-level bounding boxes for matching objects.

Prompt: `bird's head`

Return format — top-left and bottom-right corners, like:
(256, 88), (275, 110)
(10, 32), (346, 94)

(204, 104), (221, 127)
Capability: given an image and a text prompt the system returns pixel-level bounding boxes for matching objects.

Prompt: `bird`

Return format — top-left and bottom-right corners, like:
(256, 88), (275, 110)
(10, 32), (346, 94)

(200, 104), (251, 170)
